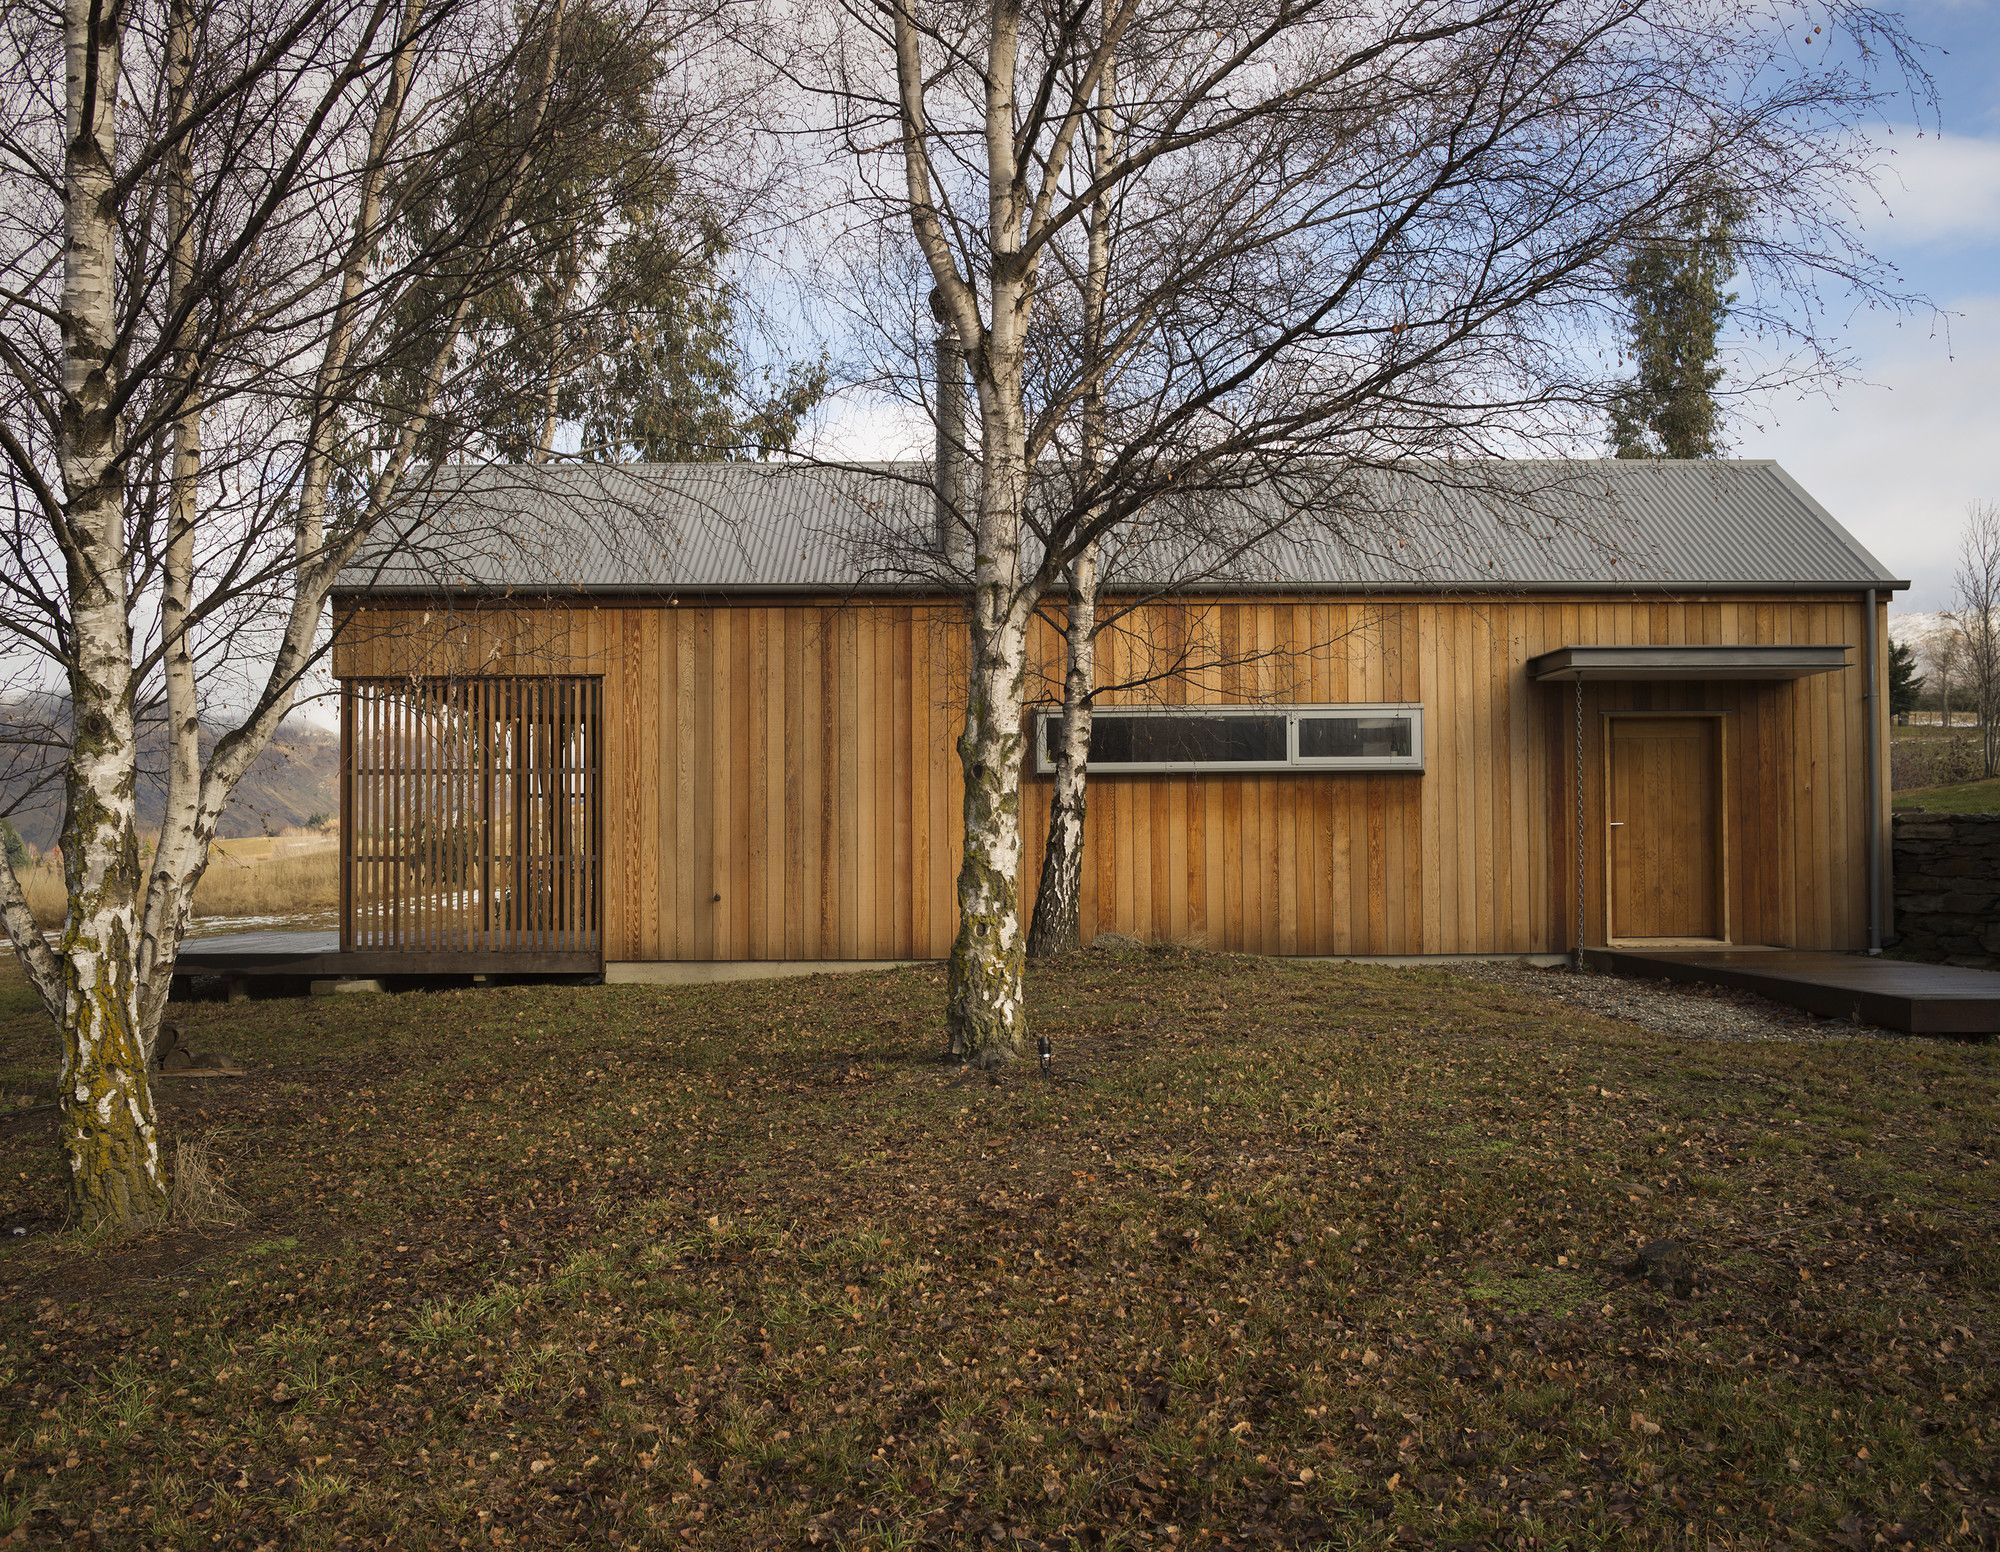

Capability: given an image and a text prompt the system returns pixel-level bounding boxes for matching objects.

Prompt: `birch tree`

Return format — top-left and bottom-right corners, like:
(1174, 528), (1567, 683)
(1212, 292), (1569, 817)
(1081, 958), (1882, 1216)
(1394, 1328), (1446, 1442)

(823, 0), (1923, 1064)
(1953, 503), (2000, 778)
(1022, 15), (1113, 960)
(1918, 620), (1966, 728)
(0, 0), (754, 1233)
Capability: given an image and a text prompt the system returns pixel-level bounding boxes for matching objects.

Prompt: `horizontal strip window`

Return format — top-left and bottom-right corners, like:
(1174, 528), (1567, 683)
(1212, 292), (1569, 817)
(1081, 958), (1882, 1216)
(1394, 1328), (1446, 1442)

(1034, 704), (1423, 774)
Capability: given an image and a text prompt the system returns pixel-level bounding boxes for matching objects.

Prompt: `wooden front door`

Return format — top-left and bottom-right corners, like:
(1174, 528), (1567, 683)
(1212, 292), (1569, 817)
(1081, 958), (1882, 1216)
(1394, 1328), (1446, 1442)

(1607, 716), (1723, 942)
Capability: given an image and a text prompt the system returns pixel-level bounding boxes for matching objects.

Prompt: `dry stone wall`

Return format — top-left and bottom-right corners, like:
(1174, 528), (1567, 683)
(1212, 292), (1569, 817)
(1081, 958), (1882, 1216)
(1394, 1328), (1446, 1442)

(1893, 814), (2000, 970)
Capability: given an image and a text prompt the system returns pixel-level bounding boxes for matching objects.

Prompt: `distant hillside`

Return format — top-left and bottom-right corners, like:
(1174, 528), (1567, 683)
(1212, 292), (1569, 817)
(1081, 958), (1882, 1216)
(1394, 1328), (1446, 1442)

(1889, 611), (1954, 647)
(0, 700), (338, 854)
(219, 721), (341, 839)
(1893, 609), (2000, 656)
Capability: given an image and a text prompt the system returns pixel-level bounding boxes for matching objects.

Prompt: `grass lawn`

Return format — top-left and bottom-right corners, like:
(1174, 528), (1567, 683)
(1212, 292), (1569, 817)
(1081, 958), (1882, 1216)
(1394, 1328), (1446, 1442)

(1894, 776), (2000, 815)
(1, 950), (1996, 1549)
(1889, 723), (1979, 741)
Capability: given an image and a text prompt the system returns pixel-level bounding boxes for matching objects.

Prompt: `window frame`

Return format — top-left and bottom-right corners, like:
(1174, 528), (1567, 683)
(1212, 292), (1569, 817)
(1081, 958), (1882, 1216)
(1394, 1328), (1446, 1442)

(1032, 702), (1425, 775)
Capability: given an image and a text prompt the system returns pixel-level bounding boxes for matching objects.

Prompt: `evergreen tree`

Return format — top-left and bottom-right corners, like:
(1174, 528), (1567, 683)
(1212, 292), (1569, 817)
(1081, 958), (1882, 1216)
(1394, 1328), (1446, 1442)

(1609, 185), (1743, 459)
(0, 819), (26, 873)
(390, 0), (824, 465)
(1887, 639), (1923, 720)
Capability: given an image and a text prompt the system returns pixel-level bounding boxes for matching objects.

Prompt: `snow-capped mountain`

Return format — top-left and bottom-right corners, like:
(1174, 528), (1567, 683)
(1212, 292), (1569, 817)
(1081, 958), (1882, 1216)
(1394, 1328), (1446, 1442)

(1890, 610), (1959, 647)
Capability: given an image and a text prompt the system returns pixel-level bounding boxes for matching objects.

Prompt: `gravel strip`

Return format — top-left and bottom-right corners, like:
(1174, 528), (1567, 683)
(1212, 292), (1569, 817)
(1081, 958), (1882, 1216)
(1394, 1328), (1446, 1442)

(1442, 959), (1903, 1043)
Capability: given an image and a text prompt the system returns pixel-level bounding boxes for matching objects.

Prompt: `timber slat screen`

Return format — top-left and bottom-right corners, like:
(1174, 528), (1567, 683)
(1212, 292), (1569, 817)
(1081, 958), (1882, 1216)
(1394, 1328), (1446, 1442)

(342, 676), (603, 964)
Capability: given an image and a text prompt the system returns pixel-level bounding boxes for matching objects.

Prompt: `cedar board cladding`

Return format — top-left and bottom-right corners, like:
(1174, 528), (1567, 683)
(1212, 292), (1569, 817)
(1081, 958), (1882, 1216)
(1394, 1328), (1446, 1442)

(332, 591), (1886, 960)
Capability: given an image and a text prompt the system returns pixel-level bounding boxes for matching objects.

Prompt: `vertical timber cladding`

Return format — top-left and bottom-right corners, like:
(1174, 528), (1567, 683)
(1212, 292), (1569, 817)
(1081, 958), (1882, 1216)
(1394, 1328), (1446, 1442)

(1605, 715), (1726, 942)
(331, 593), (1878, 961)
(342, 676), (603, 963)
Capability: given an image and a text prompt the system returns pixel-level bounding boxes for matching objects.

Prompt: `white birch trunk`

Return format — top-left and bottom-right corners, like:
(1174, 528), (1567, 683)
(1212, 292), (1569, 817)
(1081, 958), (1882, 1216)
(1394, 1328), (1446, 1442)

(56, 0), (169, 1232)
(896, 0), (1039, 1064)
(138, 0), (207, 1045)
(1027, 37), (1113, 961)
(138, 0), (482, 1034)
(947, 376), (1034, 1063)
(2, 0), (588, 1234)
(1026, 549), (1096, 958)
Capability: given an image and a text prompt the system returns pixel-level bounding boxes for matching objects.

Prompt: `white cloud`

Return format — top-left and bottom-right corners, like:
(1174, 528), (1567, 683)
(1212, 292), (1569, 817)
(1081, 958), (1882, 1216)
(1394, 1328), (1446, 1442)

(1749, 294), (2000, 610)
(1852, 130), (2000, 248)
(799, 388), (933, 463)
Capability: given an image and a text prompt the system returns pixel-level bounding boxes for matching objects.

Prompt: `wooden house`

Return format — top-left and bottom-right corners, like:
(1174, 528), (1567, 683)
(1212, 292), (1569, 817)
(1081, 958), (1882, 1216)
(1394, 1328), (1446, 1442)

(330, 459), (1901, 977)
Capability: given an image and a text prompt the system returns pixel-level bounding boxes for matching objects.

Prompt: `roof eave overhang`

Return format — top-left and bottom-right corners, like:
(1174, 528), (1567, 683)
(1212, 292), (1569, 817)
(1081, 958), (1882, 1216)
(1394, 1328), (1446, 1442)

(1526, 645), (1854, 683)
(330, 577), (1908, 604)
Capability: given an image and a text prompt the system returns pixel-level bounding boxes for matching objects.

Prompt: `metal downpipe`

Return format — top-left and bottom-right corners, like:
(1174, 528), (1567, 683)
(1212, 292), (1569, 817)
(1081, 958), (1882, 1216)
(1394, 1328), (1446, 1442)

(1864, 587), (1884, 955)
(1573, 675), (1586, 972)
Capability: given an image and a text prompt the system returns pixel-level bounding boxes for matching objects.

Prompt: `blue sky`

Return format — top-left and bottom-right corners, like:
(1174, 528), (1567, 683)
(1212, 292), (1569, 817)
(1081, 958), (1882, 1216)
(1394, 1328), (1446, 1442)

(1753, 0), (1999, 610)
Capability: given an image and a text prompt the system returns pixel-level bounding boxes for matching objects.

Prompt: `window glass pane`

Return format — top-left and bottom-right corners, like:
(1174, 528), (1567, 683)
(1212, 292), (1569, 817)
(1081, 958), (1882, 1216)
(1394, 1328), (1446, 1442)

(1089, 711), (1288, 766)
(1297, 713), (1412, 760)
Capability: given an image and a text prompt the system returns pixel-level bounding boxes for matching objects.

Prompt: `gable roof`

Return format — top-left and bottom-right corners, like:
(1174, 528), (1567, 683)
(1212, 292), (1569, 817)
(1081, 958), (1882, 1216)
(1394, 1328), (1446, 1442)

(333, 457), (1903, 598)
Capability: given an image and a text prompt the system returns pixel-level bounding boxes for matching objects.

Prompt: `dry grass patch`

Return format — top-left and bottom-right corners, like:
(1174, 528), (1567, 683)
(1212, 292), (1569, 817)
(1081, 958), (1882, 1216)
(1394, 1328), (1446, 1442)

(0, 947), (1994, 1549)
(16, 835), (336, 927)
(167, 1137), (247, 1229)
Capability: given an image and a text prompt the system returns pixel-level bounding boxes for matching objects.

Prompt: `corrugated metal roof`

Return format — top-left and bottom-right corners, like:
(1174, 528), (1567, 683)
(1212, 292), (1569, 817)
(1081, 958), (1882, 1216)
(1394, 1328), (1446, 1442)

(334, 457), (1903, 596)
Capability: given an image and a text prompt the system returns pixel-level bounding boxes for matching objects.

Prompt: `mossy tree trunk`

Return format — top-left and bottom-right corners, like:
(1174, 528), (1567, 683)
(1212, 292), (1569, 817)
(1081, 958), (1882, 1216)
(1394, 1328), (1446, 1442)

(57, 901), (167, 1234)
(52, 0), (169, 1233)
(1, 0), (614, 1237)
(946, 381), (1035, 1065)
(947, 601), (1032, 1063)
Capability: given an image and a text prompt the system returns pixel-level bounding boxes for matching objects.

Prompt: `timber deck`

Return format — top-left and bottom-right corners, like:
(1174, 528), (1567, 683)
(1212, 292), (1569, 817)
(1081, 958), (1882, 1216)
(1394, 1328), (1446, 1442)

(174, 930), (600, 985)
(1586, 946), (2000, 1036)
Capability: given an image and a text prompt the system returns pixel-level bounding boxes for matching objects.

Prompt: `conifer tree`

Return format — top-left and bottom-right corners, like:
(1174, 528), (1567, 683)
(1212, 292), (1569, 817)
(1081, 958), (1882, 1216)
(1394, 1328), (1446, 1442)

(1610, 185), (1744, 459)
(1887, 639), (1922, 720)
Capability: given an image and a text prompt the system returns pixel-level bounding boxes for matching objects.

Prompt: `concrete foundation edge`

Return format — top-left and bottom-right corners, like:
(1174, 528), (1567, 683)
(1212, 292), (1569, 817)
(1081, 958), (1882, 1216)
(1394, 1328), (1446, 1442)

(603, 952), (1567, 985)
(604, 959), (929, 985)
(1295, 953), (1571, 968)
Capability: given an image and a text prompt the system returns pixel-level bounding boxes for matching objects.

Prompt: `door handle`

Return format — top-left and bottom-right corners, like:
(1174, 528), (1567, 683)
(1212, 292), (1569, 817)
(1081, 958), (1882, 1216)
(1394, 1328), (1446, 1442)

(1608, 820), (1625, 827)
